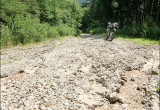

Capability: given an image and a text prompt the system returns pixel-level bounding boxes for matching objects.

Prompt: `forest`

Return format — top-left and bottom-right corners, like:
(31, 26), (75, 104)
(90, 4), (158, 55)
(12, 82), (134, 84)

(0, 0), (160, 47)
(0, 0), (82, 47)
(81, 0), (160, 40)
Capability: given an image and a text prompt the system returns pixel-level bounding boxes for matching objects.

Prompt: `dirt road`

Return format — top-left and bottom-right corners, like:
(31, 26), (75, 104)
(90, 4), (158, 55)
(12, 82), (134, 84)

(1, 34), (159, 110)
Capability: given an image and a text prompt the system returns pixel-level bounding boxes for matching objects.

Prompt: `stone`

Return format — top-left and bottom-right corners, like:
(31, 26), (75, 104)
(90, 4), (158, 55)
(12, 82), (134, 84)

(131, 77), (135, 81)
(40, 105), (46, 110)
(96, 78), (104, 83)
(28, 96), (34, 100)
(141, 99), (147, 104)
(137, 84), (142, 91)
(108, 92), (118, 102)
(122, 104), (129, 110)
(46, 107), (52, 110)
(121, 76), (127, 82)
(117, 96), (125, 104)
(34, 105), (39, 109)
(118, 79), (125, 85)
(151, 69), (159, 75)
(43, 98), (49, 103)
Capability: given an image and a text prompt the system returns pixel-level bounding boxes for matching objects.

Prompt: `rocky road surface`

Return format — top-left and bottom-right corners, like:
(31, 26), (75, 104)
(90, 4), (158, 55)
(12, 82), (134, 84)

(1, 34), (159, 110)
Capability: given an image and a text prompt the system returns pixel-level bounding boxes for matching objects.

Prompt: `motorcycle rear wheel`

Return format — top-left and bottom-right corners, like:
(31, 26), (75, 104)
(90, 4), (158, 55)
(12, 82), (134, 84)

(106, 32), (114, 41)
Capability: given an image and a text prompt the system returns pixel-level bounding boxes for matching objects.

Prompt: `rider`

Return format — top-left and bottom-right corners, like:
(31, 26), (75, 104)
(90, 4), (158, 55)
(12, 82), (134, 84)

(106, 22), (119, 41)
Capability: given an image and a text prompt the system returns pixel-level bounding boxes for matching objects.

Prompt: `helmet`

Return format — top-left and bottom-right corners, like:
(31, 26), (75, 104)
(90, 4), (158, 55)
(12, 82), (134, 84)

(108, 22), (111, 25)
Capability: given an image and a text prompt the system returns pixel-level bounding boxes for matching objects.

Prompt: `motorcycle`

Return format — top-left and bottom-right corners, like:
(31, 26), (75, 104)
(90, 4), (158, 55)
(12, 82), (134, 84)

(105, 22), (119, 41)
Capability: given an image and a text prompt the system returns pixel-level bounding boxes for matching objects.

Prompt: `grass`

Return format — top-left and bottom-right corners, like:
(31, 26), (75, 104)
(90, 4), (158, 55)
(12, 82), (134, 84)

(1, 36), (75, 51)
(12, 57), (20, 61)
(157, 81), (160, 93)
(157, 87), (160, 93)
(116, 35), (159, 46)
(1, 51), (6, 55)
(97, 33), (159, 46)
(1, 60), (9, 65)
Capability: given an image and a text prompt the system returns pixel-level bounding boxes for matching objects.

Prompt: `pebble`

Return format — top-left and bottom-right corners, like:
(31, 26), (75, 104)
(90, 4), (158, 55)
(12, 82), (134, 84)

(141, 99), (147, 104)
(131, 77), (135, 81)
(118, 79), (125, 85)
(118, 96), (125, 104)
(108, 92), (118, 102)
(40, 105), (46, 110)
(43, 98), (49, 103)
(34, 105), (39, 109)
(122, 104), (129, 110)
(46, 107), (52, 110)
(121, 76), (127, 82)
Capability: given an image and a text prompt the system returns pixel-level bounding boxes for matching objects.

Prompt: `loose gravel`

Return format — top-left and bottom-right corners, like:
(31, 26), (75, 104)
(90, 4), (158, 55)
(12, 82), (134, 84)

(1, 34), (159, 110)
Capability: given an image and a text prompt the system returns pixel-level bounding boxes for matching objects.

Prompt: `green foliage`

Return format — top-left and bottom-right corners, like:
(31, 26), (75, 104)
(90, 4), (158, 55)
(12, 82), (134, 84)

(87, 26), (106, 34)
(157, 88), (160, 93)
(55, 24), (76, 36)
(81, 6), (91, 32)
(86, 20), (104, 33)
(112, 0), (118, 8)
(1, 25), (12, 47)
(0, 0), (83, 47)
(83, 0), (160, 40)
(117, 18), (160, 40)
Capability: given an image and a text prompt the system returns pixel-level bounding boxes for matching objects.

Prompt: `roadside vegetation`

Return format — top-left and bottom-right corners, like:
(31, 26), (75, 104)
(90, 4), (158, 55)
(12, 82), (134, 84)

(0, 0), (83, 48)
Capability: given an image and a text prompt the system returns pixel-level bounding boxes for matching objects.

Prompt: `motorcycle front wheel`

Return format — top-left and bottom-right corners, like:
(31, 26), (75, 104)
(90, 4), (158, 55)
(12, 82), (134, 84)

(110, 32), (115, 41)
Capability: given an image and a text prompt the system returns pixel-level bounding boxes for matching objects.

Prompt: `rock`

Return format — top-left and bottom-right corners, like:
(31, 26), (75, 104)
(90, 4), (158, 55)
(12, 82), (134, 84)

(131, 77), (135, 81)
(43, 98), (49, 103)
(122, 104), (129, 110)
(151, 68), (159, 75)
(46, 107), (52, 110)
(96, 78), (104, 83)
(121, 76), (127, 82)
(28, 96), (34, 100)
(116, 87), (120, 93)
(40, 105), (46, 110)
(141, 99), (147, 104)
(117, 96), (125, 104)
(115, 84), (121, 93)
(8, 80), (11, 83)
(89, 76), (96, 81)
(137, 84), (142, 91)
(34, 105), (39, 109)
(111, 84), (121, 93)
(107, 92), (118, 103)
(118, 79), (125, 85)
(0, 74), (8, 78)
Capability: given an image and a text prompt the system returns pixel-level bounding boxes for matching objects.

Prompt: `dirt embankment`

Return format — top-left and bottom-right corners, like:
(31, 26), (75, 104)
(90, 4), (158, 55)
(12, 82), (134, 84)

(1, 34), (159, 110)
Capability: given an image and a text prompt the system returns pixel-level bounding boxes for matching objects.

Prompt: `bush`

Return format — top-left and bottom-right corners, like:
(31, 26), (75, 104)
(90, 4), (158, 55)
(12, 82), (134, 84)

(1, 14), (63, 47)
(55, 24), (76, 36)
(11, 14), (44, 44)
(1, 25), (12, 47)
(1, 0), (83, 47)
(117, 18), (160, 40)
